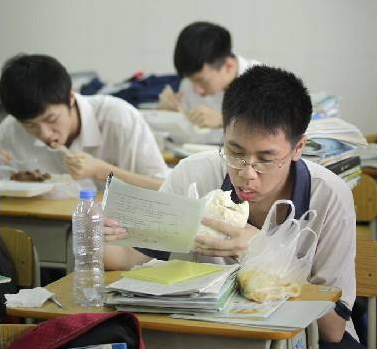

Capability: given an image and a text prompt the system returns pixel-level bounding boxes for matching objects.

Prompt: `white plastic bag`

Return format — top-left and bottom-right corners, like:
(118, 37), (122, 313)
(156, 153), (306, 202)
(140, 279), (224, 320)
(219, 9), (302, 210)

(238, 200), (318, 303)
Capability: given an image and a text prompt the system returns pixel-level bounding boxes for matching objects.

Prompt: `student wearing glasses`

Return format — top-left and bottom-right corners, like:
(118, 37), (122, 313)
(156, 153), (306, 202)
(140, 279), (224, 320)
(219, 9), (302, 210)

(0, 54), (169, 190)
(158, 21), (260, 128)
(105, 66), (360, 347)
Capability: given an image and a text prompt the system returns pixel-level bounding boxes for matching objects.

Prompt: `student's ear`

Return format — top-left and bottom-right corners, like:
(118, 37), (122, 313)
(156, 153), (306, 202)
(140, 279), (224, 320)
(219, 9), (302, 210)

(69, 90), (76, 108)
(223, 56), (236, 74)
(292, 135), (307, 161)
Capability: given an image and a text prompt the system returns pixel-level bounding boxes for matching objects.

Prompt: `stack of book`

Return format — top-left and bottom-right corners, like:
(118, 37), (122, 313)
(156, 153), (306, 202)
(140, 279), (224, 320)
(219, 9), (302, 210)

(354, 142), (377, 175)
(303, 118), (367, 188)
(105, 260), (336, 331)
(105, 260), (239, 314)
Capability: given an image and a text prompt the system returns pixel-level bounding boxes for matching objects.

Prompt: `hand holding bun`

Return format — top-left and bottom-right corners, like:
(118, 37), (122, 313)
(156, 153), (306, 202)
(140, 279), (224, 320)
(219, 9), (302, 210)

(197, 190), (249, 239)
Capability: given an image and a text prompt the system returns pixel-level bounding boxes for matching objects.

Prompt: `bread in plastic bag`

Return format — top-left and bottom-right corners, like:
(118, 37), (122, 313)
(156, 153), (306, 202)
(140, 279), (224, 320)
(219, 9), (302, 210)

(238, 200), (318, 303)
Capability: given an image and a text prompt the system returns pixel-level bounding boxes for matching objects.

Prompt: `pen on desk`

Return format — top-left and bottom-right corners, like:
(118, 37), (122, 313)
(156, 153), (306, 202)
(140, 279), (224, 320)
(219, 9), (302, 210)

(50, 296), (63, 308)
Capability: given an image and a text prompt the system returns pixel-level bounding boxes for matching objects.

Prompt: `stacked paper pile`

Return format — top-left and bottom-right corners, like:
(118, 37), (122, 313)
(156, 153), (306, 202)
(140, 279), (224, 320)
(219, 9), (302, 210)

(303, 118), (367, 188)
(105, 259), (336, 331)
(354, 143), (377, 172)
(105, 260), (239, 314)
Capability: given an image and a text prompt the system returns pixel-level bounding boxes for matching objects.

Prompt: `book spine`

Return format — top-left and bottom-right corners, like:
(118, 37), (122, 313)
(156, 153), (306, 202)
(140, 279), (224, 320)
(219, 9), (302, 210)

(326, 156), (361, 175)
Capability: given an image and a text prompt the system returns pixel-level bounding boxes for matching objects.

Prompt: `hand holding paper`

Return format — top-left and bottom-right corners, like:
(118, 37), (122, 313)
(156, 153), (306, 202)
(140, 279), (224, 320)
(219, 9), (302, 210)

(104, 217), (127, 242)
(102, 176), (205, 253)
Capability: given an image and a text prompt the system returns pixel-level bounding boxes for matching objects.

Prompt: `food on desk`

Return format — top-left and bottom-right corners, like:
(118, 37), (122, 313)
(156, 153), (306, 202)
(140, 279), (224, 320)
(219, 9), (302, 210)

(10, 169), (52, 182)
(237, 269), (301, 303)
(197, 189), (249, 239)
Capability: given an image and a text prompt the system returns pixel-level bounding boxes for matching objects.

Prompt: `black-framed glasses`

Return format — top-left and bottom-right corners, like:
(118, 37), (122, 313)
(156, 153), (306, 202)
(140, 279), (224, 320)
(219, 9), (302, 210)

(219, 147), (293, 174)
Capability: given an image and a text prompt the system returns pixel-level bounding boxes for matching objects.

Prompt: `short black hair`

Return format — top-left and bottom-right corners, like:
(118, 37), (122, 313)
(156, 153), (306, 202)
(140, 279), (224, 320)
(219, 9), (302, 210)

(0, 54), (72, 121)
(222, 65), (312, 145)
(174, 21), (233, 77)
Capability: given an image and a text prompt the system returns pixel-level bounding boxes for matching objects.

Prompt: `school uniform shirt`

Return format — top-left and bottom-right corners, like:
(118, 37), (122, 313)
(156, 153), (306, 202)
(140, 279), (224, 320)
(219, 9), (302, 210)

(140, 150), (357, 339)
(178, 55), (261, 111)
(0, 94), (170, 186)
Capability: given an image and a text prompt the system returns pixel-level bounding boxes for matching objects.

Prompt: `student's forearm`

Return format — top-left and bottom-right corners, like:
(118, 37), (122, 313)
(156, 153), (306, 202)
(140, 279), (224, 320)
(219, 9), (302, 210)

(317, 309), (346, 343)
(95, 161), (163, 190)
(104, 245), (151, 271)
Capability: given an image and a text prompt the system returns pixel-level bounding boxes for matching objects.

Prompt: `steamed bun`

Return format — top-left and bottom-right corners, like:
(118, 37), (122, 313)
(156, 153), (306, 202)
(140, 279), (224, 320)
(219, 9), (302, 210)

(197, 189), (249, 239)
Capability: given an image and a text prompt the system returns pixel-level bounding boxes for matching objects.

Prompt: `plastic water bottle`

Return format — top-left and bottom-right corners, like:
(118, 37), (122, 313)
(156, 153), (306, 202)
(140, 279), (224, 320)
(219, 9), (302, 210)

(72, 189), (105, 306)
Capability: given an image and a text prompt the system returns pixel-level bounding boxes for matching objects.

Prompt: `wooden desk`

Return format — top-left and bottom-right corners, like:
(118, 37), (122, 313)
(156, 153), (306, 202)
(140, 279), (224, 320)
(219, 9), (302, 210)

(7, 272), (341, 349)
(0, 196), (77, 220)
(1, 196), (76, 271)
(1, 194), (100, 272)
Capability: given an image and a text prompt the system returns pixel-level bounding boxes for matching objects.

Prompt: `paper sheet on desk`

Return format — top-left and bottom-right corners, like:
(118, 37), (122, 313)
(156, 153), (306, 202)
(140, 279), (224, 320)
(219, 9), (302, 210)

(102, 175), (205, 253)
(171, 300), (334, 329)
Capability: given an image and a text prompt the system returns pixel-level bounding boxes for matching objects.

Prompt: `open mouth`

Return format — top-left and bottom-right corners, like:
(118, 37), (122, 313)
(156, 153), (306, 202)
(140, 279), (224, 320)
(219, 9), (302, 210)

(236, 187), (257, 201)
(48, 140), (60, 148)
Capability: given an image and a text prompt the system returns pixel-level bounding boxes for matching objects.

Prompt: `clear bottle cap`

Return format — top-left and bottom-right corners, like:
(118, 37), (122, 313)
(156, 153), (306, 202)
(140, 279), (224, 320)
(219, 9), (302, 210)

(79, 189), (97, 200)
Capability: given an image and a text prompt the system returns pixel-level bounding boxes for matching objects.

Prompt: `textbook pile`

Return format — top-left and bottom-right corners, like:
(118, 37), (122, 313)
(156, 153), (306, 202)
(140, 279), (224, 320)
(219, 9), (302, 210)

(354, 142), (377, 173)
(105, 260), (239, 314)
(303, 117), (367, 188)
(104, 260), (335, 331)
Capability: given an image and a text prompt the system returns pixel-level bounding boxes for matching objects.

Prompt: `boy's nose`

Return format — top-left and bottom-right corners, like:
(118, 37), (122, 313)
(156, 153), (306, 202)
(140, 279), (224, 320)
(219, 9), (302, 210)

(238, 164), (259, 180)
(38, 124), (53, 142)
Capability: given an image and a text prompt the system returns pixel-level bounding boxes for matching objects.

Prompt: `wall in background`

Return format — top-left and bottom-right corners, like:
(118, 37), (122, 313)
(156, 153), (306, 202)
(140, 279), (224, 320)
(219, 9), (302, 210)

(1, 0), (376, 134)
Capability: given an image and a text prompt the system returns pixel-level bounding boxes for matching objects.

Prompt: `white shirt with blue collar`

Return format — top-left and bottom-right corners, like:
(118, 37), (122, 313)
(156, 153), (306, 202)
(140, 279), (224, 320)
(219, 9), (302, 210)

(156, 149), (357, 339)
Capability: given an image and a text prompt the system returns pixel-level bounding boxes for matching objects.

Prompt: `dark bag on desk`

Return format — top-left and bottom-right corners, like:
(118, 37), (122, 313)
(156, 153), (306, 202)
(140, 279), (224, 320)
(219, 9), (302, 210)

(81, 73), (180, 108)
(9, 312), (146, 349)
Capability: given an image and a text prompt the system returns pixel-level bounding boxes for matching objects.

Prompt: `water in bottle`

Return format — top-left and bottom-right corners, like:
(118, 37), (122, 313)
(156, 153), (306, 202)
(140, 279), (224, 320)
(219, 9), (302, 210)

(72, 189), (105, 306)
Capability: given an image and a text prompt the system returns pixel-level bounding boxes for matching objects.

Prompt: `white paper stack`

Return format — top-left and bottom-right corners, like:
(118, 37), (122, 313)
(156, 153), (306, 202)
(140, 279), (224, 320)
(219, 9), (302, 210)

(105, 261), (239, 314)
(354, 143), (377, 169)
(305, 118), (367, 147)
(303, 118), (367, 189)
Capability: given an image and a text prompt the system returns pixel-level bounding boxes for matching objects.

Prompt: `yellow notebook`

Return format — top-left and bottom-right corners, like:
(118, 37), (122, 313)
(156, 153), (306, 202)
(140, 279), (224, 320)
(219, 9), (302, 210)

(121, 260), (223, 285)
